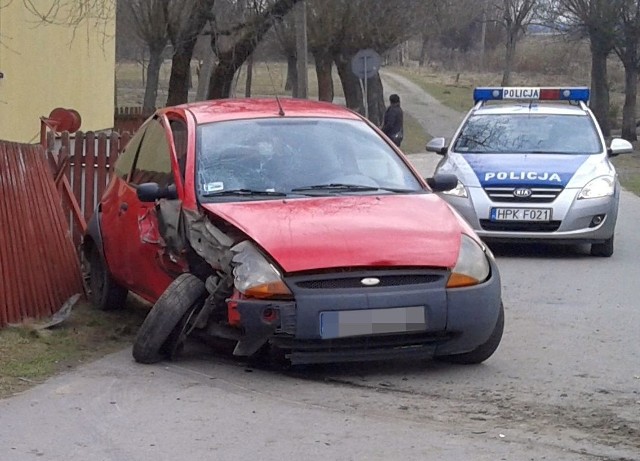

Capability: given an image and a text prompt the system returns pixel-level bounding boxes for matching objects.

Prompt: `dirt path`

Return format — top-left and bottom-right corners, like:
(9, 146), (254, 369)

(381, 70), (465, 140)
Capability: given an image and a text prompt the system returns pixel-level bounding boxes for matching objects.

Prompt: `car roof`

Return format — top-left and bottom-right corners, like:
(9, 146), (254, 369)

(473, 102), (589, 117)
(163, 98), (363, 124)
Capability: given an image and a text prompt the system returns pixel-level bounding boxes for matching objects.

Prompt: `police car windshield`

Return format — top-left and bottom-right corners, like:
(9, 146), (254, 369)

(453, 114), (602, 154)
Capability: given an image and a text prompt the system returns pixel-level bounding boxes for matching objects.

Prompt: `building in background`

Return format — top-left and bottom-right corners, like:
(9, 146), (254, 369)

(0, 1), (115, 143)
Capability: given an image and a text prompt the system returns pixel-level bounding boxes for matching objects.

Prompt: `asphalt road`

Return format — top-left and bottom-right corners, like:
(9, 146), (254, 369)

(1, 74), (639, 461)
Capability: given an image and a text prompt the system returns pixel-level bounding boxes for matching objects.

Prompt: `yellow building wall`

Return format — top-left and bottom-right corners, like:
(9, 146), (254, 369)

(0, 2), (115, 143)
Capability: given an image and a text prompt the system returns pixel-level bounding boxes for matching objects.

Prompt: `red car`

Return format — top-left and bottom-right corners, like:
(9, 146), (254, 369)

(84, 98), (503, 366)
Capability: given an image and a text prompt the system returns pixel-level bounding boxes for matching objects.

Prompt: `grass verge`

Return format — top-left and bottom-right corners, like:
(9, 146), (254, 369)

(0, 299), (147, 399)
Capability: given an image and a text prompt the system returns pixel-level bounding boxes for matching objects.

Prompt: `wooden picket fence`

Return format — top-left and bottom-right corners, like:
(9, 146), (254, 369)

(42, 106), (149, 249)
(44, 129), (133, 248)
(113, 106), (151, 134)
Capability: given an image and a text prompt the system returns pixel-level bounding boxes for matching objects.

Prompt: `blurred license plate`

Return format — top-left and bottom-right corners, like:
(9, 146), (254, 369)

(491, 207), (551, 221)
(320, 306), (426, 339)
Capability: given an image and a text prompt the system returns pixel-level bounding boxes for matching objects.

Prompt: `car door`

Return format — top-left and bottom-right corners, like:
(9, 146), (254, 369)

(124, 116), (188, 301)
(100, 122), (149, 292)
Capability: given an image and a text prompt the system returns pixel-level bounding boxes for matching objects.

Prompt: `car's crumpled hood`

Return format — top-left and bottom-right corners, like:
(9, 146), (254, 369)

(201, 194), (462, 273)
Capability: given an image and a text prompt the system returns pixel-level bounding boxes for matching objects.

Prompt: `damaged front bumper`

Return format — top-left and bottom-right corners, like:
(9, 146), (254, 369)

(229, 266), (502, 365)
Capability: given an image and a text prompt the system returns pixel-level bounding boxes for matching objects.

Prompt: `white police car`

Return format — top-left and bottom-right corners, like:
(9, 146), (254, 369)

(426, 87), (633, 257)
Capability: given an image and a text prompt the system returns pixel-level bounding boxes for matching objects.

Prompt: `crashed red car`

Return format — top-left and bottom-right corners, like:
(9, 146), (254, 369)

(84, 98), (504, 366)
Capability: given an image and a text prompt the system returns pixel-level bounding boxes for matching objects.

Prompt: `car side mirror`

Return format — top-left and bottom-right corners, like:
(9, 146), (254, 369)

(426, 173), (458, 192)
(608, 137), (634, 157)
(426, 137), (448, 155)
(136, 182), (178, 202)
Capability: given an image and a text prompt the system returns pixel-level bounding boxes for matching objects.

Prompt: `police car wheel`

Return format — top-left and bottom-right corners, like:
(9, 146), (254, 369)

(590, 236), (614, 257)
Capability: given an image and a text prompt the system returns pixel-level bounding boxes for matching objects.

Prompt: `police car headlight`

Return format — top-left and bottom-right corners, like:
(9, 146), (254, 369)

(447, 235), (491, 288)
(442, 180), (468, 198)
(231, 241), (292, 299)
(578, 176), (615, 199)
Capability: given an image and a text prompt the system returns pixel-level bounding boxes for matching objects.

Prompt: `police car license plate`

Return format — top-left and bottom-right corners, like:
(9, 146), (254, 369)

(491, 207), (551, 221)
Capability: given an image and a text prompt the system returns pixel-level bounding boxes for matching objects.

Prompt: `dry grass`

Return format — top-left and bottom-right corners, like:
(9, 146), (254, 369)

(0, 299), (147, 399)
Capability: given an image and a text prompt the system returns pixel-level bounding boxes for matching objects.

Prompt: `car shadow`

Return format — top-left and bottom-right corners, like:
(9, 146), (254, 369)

(177, 339), (480, 379)
(484, 241), (593, 259)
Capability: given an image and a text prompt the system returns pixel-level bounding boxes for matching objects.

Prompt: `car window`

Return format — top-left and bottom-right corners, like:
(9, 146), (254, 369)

(195, 118), (422, 199)
(130, 118), (174, 187)
(453, 114), (602, 154)
(113, 124), (146, 180)
(170, 119), (188, 181)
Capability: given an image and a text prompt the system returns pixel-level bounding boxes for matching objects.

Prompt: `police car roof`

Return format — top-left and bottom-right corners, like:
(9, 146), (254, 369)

(473, 102), (589, 116)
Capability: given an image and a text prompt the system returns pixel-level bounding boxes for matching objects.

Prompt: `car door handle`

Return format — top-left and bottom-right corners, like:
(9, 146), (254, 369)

(119, 202), (129, 215)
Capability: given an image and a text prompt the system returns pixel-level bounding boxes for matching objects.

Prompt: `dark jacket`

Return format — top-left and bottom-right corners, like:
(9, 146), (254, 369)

(381, 104), (404, 146)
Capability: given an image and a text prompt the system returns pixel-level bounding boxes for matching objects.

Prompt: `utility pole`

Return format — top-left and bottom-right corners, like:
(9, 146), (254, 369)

(295, 0), (308, 99)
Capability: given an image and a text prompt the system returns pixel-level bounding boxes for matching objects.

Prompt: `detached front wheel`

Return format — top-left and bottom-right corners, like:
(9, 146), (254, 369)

(133, 273), (207, 364)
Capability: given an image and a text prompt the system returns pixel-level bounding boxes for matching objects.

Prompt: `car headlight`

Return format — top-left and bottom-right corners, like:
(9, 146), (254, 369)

(231, 241), (292, 299)
(578, 176), (615, 199)
(447, 235), (491, 288)
(442, 180), (468, 198)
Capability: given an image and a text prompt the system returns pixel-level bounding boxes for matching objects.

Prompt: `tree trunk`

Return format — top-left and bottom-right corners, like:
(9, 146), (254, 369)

(196, 47), (216, 101)
(285, 54), (297, 92)
(167, 47), (195, 106)
(590, 44), (611, 137)
(419, 35), (428, 67)
(365, 73), (385, 126)
(501, 35), (516, 86)
(207, 0), (303, 99)
(334, 51), (363, 113)
(622, 64), (638, 141)
(314, 50), (334, 102)
(245, 55), (254, 98)
(166, 1), (214, 106)
(143, 44), (164, 114)
(207, 58), (238, 99)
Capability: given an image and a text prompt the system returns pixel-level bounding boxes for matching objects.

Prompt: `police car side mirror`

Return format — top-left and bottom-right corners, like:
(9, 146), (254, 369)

(608, 138), (634, 157)
(136, 182), (178, 202)
(426, 173), (458, 192)
(426, 137), (447, 155)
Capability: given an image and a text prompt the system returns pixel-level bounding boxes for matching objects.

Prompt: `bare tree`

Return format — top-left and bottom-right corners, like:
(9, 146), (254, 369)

(303, 0), (422, 124)
(272, 13), (298, 92)
(166, 0), (214, 106)
(556, 0), (622, 137)
(207, 0), (302, 99)
(123, 0), (173, 113)
(415, 0), (482, 68)
(490, 0), (536, 85)
(614, 0), (640, 140)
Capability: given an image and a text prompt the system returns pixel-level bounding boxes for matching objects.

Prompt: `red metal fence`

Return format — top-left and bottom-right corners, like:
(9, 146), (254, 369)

(0, 142), (84, 327)
(0, 110), (147, 327)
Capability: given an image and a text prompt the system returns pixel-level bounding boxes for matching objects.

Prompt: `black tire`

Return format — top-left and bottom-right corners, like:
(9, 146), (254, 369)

(132, 274), (207, 364)
(436, 303), (504, 365)
(591, 236), (614, 257)
(88, 244), (128, 311)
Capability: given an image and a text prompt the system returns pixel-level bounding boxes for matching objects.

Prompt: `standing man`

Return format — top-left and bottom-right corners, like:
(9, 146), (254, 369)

(381, 94), (404, 147)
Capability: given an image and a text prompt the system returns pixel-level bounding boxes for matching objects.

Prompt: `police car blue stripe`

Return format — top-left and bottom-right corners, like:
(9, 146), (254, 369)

(461, 153), (589, 188)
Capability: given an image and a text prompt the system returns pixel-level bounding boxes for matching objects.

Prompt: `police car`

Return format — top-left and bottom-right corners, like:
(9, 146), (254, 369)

(426, 87), (633, 257)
